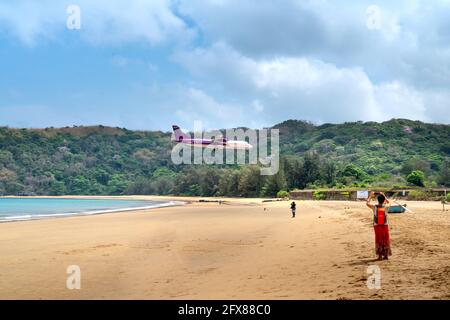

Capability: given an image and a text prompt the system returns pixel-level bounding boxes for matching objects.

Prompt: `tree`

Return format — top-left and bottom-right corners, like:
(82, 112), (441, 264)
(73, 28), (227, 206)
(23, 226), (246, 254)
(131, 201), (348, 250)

(261, 162), (287, 197)
(0, 121), (447, 196)
(322, 160), (337, 186)
(70, 176), (91, 195)
(107, 175), (129, 194)
(401, 158), (430, 175)
(187, 184), (201, 196)
(50, 180), (66, 195)
(94, 168), (110, 185)
(152, 176), (175, 195)
(217, 170), (240, 196)
(301, 152), (320, 188)
(277, 190), (289, 199)
(124, 178), (154, 195)
(407, 170), (425, 187)
(283, 157), (303, 189)
(238, 166), (264, 197)
(438, 158), (450, 187)
(341, 164), (367, 180)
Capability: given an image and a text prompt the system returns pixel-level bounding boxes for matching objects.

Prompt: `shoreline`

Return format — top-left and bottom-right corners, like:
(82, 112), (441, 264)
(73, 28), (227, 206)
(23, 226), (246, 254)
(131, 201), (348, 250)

(0, 195), (446, 224)
(0, 197), (186, 223)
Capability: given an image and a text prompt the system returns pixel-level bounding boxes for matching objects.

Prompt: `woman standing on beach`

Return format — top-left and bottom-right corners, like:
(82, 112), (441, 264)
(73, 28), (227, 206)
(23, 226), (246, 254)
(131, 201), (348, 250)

(366, 192), (392, 260)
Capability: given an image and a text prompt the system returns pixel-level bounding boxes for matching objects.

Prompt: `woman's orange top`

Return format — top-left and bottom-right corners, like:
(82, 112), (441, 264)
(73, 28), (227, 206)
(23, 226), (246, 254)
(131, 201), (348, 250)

(374, 205), (388, 225)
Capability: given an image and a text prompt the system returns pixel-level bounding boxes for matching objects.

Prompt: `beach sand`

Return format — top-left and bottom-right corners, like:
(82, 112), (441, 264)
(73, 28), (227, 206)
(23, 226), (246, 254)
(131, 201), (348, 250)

(0, 196), (449, 300)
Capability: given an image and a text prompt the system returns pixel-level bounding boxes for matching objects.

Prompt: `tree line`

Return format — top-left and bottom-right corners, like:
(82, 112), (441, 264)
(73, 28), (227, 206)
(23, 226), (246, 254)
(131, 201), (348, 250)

(0, 119), (448, 197)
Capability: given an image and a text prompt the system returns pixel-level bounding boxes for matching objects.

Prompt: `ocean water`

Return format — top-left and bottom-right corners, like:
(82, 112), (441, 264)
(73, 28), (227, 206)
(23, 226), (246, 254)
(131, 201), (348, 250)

(0, 198), (180, 222)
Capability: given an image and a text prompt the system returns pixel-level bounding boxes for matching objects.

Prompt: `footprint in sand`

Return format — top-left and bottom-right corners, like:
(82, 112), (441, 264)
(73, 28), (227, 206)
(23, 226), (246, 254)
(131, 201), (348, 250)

(57, 243), (122, 255)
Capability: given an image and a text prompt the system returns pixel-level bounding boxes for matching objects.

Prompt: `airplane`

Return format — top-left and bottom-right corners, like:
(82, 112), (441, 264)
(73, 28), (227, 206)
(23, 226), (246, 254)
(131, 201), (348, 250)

(171, 125), (253, 150)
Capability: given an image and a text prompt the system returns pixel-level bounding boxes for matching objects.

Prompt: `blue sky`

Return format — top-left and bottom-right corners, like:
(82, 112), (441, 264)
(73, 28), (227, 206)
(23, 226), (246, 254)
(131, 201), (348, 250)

(1, 0), (449, 130)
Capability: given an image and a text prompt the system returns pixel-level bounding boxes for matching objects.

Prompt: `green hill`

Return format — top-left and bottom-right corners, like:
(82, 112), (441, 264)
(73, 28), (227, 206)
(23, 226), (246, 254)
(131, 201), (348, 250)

(0, 119), (448, 197)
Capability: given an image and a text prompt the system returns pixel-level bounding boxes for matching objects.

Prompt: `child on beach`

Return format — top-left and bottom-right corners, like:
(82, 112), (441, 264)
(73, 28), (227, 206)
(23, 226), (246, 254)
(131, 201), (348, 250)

(366, 192), (392, 260)
(290, 201), (296, 218)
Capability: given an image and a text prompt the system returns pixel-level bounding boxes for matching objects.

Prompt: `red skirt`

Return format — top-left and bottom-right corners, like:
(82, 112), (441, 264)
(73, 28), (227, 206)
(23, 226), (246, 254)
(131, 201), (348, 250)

(374, 225), (392, 257)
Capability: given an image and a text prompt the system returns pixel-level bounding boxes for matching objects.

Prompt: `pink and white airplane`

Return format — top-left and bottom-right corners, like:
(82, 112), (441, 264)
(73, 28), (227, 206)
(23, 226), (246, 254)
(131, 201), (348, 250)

(171, 125), (253, 150)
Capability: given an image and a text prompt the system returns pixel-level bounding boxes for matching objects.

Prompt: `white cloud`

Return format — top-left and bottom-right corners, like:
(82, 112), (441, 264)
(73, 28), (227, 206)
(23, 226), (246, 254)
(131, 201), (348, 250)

(175, 42), (449, 125)
(1, 0), (450, 128)
(373, 81), (427, 121)
(0, 2), (63, 45)
(174, 87), (247, 129)
(179, 0), (450, 90)
(0, 0), (193, 46)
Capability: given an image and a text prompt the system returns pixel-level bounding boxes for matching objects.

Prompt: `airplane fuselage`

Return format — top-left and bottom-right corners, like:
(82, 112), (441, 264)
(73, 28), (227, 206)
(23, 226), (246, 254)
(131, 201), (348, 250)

(171, 125), (253, 150)
(176, 138), (252, 150)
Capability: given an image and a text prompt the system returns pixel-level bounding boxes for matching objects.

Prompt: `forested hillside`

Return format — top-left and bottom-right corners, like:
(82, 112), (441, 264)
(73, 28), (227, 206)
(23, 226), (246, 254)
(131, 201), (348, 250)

(0, 119), (448, 197)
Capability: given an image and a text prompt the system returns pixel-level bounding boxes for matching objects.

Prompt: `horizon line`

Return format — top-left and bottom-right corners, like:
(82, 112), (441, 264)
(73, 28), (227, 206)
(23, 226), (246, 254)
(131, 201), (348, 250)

(0, 118), (449, 133)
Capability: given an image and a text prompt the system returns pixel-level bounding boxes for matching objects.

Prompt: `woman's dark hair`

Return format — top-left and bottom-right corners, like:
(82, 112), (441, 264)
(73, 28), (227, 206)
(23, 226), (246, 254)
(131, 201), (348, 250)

(377, 194), (386, 204)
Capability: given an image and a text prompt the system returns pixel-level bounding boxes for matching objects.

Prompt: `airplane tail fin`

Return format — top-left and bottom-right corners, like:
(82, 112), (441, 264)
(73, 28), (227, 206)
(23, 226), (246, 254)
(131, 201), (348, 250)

(172, 125), (190, 142)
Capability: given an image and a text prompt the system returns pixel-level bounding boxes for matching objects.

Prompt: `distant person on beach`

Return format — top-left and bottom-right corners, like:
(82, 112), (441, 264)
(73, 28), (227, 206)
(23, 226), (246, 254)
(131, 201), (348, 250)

(366, 192), (392, 260)
(290, 201), (296, 218)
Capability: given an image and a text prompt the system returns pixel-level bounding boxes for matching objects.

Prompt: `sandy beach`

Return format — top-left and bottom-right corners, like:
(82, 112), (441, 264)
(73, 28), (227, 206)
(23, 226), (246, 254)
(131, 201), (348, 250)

(0, 196), (449, 300)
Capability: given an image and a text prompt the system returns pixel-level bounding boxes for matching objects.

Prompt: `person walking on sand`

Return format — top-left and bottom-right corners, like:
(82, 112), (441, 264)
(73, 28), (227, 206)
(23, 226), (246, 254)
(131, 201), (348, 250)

(366, 192), (392, 260)
(290, 201), (296, 218)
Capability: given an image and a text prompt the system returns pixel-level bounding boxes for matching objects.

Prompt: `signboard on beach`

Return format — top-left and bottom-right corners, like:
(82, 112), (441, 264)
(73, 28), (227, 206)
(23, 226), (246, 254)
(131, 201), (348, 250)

(357, 190), (369, 199)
